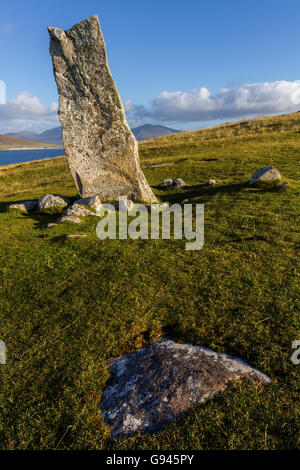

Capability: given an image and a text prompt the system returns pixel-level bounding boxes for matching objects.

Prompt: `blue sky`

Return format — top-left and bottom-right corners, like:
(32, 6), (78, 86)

(0, 0), (300, 133)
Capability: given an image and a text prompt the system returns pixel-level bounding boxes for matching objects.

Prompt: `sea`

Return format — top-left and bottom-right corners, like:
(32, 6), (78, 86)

(0, 148), (64, 166)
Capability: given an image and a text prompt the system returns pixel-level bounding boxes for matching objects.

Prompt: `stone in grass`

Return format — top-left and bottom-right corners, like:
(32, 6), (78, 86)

(146, 202), (169, 211)
(66, 234), (87, 239)
(57, 215), (82, 224)
(38, 194), (70, 214)
(75, 195), (102, 211)
(208, 179), (217, 185)
(181, 199), (189, 205)
(64, 204), (96, 217)
(47, 223), (57, 228)
(100, 338), (271, 438)
(9, 200), (38, 212)
(171, 178), (186, 188)
(249, 166), (281, 186)
(161, 179), (173, 187)
(48, 16), (157, 204)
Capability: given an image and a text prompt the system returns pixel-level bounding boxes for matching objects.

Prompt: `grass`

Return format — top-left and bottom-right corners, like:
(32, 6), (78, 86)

(0, 112), (299, 450)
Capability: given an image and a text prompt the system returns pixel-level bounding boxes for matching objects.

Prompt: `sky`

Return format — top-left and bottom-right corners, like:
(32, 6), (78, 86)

(0, 0), (300, 134)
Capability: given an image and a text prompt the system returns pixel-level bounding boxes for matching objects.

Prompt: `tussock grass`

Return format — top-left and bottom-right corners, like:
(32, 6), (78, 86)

(0, 112), (299, 450)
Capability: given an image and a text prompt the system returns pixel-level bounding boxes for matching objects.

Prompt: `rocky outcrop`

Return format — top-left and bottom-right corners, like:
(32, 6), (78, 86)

(100, 339), (271, 438)
(172, 178), (186, 188)
(75, 195), (102, 211)
(48, 15), (157, 204)
(38, 194), (69, 214)
(64, 204), (96, 217)
(250, 166), (281, 185)
(161, 179), (173, 187)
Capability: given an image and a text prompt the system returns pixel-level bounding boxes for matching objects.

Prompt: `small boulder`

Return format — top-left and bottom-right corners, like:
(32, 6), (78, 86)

(172, 178), (186, 188)
(64, 204), (95, 217)
(57, 215), (82, 224)
(208, 179), (217, 185)
(249, 166), (281, 185)
(38, 194), (70, 214)
(9, 200), (37, 212)
(46, 223), (57, 228)
(161, 179), (173, 187)
(75, 195), (102, 211)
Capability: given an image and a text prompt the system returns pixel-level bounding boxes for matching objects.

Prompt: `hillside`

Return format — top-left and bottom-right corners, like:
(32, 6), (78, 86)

(132, 124), (181, 141)
(0, 111), (299, 450)
(6, 123), (181, 146)
(0, 133), (60, 151)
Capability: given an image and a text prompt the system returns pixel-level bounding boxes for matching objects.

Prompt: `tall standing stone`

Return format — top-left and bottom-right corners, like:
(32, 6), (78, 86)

(48, 15), (157, 203)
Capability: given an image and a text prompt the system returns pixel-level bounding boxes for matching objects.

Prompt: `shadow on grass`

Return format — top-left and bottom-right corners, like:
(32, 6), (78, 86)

(156, 182), (249, 204)
(0, 204), (59, 230)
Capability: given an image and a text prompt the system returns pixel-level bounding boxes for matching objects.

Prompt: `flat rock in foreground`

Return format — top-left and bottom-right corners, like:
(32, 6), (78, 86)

(48, 15), (157, 204)
(100, 339), (271, 438)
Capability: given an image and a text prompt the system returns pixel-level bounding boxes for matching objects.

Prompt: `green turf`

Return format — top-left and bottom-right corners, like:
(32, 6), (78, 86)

(0, 112), (299, 450)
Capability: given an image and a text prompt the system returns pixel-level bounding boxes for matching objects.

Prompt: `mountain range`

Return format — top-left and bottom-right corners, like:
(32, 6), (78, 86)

(6, 124), (181, 145)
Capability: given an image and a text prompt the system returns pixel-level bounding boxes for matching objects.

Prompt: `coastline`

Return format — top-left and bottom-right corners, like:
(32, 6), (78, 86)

(0, 155), (65, 170)
(0, 146), (63, 152)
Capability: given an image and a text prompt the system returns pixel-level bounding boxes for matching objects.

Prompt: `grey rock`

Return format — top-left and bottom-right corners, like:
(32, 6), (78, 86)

(9, 200), (38, 212)
(208, 179), (217, 185)
(250, 166), (281, 185)
(181, 199), (189, 205)
(46, 223), (57, 228)
(57, 215), (82, 224)
(66, 234), (87, 239)
(100, 339), (271, 438)
(280, 182), (289, 188)
(172, 178), (186, 188)
(48, 15), (157, 204)
(161, 179), (173, 187)
(38, 194), (69, 213)
(75, 195), (102, 211)
(64, 203), (96, 217)
(147, 202), (169, 211)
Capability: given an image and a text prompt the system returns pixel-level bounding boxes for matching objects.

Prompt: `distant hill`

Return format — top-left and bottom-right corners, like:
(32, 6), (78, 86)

(0, 134), (60, 151)
(6, 124), (181, 146)
(131, 124), (181, 141)
(7, 127), (63, 146)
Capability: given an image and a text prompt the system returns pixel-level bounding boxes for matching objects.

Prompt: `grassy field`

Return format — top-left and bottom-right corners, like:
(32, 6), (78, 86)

(0, 112), (299, 450)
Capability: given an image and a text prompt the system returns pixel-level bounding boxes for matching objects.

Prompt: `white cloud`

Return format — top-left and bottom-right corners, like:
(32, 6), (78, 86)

(126, 80), (300, 124)
(0, 91), (59, 134)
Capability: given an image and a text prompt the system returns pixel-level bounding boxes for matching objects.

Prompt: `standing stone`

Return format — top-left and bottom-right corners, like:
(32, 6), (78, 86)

(48, 15), (157, 204)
